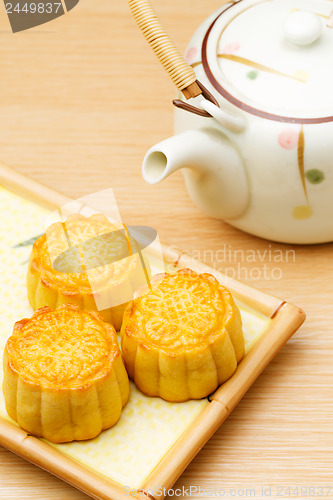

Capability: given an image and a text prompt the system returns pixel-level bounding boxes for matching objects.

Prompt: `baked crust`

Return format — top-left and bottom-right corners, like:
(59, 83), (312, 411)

(3, 304), (129, 443)
(27, 214), (147, 330)
(121, 269), (244, 402)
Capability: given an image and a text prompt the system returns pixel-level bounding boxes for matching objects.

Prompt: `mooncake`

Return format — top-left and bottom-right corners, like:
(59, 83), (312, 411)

(121, 268), (244, 402)
(3, 304), (129, 443)
(27, 213), (147, 330)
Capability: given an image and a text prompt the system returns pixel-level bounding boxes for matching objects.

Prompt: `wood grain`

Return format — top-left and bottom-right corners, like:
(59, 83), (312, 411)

(0, 0), (332, 498)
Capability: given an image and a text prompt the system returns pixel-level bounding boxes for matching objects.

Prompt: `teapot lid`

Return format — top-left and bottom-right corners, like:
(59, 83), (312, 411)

(201, 0), (333, 123)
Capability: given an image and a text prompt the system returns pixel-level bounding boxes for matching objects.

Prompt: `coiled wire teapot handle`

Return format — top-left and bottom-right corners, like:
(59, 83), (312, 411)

(128, 0), (220, 118)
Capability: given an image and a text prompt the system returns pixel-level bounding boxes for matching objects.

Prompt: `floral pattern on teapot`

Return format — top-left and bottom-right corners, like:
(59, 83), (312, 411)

(143, 0), (333, 244)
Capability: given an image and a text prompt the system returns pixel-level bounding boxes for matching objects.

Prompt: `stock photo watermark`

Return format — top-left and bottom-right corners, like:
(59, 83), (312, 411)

(4, 0), (80, 32)
(42, 188), (297, 310)
(44, 188), (164, 310)
(123, 484), (333, 498)
(166, 244), (296, 281)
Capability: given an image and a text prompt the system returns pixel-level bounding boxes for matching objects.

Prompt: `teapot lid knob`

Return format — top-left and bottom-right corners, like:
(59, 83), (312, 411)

(284, 10), (322, 46)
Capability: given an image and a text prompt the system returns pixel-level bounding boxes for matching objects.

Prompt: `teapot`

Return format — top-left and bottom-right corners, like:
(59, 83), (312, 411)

(130, 0), (333, 244)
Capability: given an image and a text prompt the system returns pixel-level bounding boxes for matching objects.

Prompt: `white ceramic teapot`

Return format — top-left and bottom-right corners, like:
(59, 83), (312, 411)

(132, 0), (333, 244)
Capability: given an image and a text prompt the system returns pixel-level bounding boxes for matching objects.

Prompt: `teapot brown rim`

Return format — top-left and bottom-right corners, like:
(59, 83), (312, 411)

(201, 0), (333, 124)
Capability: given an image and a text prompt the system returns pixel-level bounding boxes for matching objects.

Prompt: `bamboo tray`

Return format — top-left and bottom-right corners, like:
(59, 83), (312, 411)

(0, 162), (305, 500)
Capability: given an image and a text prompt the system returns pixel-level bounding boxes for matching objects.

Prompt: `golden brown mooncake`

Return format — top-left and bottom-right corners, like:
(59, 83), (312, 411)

(121, 269), (244, 402)
(27, 213), (148, 330)
(3, 304), (129, 443)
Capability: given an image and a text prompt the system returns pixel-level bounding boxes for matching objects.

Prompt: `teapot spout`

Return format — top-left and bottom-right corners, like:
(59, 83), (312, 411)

(142, 128), (249, 220)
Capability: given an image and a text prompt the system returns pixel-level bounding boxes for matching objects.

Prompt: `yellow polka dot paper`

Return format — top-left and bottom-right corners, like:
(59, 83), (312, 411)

(0, 186), (268, 489)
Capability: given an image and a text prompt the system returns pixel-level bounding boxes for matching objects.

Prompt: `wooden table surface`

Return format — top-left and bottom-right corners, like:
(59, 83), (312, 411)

(0, 0), (332, 498)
